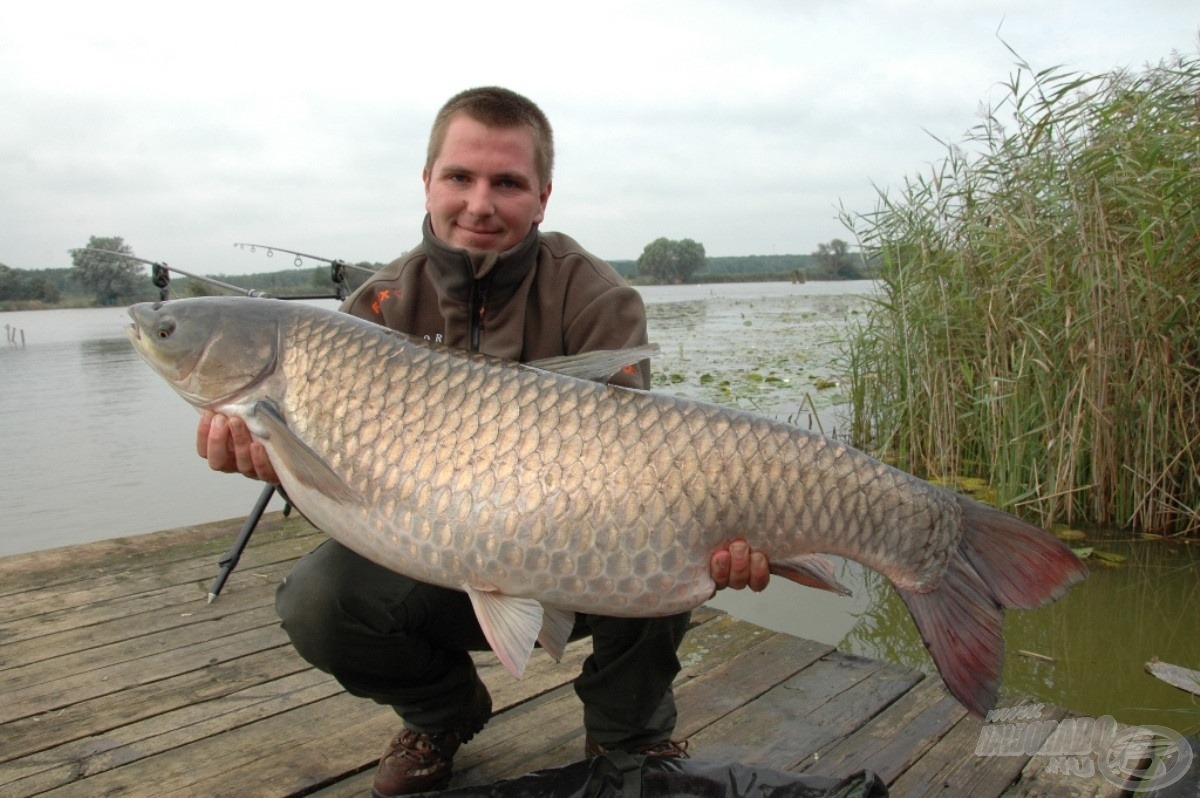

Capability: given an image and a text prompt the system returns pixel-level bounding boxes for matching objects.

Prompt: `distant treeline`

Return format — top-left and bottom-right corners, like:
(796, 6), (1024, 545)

(608, 252), (846, 282)
(0, 263), (385, 308)
(197, 264), (384, 297)
(2, 252), (866, 310)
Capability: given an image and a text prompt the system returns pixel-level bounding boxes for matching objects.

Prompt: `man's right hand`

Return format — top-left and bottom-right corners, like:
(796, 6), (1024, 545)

(197, 409), (279, 484)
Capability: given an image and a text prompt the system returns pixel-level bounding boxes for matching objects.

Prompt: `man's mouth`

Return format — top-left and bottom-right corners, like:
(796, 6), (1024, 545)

(459, 224), (501, 237)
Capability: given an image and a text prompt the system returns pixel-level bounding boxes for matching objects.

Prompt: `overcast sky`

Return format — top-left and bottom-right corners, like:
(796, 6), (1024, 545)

(2, 1), (1196, 278)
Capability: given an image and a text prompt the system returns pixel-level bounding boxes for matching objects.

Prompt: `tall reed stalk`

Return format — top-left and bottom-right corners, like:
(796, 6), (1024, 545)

(843, 53), (1200, 535)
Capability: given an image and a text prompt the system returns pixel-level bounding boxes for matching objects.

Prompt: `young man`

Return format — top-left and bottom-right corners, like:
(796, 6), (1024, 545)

(198, 87), (769, 796)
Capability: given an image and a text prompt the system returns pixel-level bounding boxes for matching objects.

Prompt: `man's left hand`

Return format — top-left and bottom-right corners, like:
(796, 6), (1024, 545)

(710, 539), (770, 592)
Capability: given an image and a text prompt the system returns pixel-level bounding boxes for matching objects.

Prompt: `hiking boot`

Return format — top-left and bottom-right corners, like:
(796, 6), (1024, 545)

(372, 681), (492, 797)
(584, 734), (690, 759)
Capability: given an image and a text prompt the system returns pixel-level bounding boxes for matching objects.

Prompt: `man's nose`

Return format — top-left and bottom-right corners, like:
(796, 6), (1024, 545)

(465, 183), (495, 216)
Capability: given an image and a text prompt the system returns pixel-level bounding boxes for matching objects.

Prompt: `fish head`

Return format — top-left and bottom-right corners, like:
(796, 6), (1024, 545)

(126, 297), (281, 408)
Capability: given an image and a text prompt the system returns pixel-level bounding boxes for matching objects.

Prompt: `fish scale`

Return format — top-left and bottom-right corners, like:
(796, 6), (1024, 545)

(127, 296), (1087, 715)
(287, 309), (955, 604)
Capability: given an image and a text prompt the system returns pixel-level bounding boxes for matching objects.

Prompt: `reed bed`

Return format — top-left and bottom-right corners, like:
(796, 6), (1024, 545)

(843, 53), (1200, 536)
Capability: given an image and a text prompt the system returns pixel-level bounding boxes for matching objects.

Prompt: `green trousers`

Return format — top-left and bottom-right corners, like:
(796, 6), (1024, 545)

(275, 540), (691, 750)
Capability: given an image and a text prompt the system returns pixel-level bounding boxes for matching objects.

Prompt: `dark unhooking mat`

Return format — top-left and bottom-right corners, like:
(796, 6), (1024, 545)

(419, 754), (888, 798)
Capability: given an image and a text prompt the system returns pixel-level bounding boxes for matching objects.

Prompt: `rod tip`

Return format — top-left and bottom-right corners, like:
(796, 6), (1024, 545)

(207, 593), (217, 605)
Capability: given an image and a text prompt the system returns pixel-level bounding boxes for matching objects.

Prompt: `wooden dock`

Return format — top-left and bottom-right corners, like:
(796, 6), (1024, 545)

(0, 513), (1143, 797)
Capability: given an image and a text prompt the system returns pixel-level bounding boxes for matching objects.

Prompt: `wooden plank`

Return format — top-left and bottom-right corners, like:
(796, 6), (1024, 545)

(31, 691), (388, 797)
(1145, 659), (1200, 697)
(441, 621), (833, 794)
(0, 667), (340, 794)
(1000, 714), (1139, 797)
(302, 611), (751, 798)
(33, 639), (596, 797)
(888, 703), (1067, 798)
(688, 650), (919, 770)
(0, 645), (309, 770)
(0, 514), (1086, 798)
(674, 633), (836, 734)
(0, 522), (319, 628)
(0, 512), (317, 596)
(3, 606), (286, 724)
(0, 563), (288, 668)
(800, 673), (968, 783)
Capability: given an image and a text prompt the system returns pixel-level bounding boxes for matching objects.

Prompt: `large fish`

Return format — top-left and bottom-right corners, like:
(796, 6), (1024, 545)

(126, 296), (1086, 715)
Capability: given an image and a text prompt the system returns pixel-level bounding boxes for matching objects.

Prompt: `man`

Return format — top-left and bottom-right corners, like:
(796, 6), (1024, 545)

(199, 86), (769, 796)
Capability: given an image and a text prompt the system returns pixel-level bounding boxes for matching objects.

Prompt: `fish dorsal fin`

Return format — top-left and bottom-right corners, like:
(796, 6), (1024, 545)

(463, 584), (543, 678)
(252, 400), (362, 505)
(527, 344), (659, 382)
(770, 554), (853, 596)
(537, 606), (576, 662)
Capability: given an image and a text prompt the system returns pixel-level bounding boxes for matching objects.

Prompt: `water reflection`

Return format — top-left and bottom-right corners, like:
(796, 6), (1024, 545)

(718, 537), (1200, 731)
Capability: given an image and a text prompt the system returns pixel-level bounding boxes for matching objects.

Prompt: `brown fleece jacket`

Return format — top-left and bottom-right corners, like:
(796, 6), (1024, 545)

(341, 216), (650, 389)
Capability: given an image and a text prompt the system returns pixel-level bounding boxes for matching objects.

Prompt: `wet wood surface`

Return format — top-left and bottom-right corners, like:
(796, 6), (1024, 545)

(0, 512), (1137, 796)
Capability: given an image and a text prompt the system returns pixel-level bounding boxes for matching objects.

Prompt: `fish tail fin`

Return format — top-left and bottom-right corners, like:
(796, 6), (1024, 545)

(955, 495), (1089, 610)
(898, 495), (1088, 716)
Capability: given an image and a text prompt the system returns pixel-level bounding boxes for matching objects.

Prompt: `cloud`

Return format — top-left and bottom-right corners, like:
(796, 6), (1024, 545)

(1, 0), (1196, 273)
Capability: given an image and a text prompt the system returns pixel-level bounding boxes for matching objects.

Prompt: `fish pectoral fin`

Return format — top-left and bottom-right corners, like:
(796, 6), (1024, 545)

(527, 344), (659, 383)
(537, 606), (576, 662)
(252, 400), (362, 505)
(771, 554), (853, 597)
(463, 585), (543, 679)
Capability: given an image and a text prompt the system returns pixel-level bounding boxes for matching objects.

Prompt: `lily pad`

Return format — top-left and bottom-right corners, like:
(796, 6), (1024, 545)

(1052, 525), (1089, 541)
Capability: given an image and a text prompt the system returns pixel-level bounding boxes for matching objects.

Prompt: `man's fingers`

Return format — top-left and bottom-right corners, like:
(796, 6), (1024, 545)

(205, 413), (234, 471)
(248, 440), (279, 484)
(749, 551), (770, 592)
(228, 417), (256, 475)
(710, 549), (731, 588)
(712, 540), (771, 593)
(197, 409), (216, 458)
(727, 539), (751, 589)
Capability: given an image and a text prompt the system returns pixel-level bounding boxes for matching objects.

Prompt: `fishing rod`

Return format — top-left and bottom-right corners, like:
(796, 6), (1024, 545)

(234, 242), (378, 301)
(233, 242), (377, 274)
(73, 248), (270, 301)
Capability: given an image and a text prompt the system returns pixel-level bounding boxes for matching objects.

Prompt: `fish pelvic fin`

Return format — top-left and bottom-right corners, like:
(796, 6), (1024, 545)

(527, 344), (659, 383)
(770, 554), (853, 596)
(537, 606), (577, 662)
(252, 401), (362, 505)
(463, 585), (543, 678)
(898, 495), (1088, 717)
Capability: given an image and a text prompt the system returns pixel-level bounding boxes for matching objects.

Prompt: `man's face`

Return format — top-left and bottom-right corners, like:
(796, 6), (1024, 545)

(424, 114), (552, 254)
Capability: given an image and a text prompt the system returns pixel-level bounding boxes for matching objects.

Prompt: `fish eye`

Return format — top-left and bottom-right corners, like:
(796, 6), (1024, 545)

(155, 318), (176, 339)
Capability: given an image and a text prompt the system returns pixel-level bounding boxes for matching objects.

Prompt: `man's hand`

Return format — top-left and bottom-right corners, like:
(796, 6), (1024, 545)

(710, 539), (770, 592)
(196, 410), (279, 483)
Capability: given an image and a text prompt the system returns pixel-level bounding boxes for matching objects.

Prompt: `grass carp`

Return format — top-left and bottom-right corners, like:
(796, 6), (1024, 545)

(126, 296), (1087, 716)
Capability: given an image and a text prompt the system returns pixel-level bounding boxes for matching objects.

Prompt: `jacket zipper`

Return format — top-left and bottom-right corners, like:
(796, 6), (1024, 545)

(469, 280), (489, 352)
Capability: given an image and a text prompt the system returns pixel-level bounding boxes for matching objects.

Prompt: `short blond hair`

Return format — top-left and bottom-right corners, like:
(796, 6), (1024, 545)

(426, 87), (554, 188)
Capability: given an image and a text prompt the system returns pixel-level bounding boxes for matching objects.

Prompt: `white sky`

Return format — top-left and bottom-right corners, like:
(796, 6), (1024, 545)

(2, 1), (1197, 277)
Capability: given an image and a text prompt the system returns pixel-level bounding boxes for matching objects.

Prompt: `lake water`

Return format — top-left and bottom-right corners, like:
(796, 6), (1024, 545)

(1, 280), (1196, 733)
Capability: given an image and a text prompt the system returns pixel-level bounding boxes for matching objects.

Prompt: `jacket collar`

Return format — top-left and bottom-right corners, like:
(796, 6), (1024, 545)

(421, 215), (540, 304)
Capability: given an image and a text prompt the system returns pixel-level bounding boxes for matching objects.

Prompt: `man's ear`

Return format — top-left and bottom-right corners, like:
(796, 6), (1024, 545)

(535, 181), (553, 224)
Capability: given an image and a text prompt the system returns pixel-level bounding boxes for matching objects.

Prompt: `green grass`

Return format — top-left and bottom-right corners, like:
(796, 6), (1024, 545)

(842, 52), (1200, 536)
